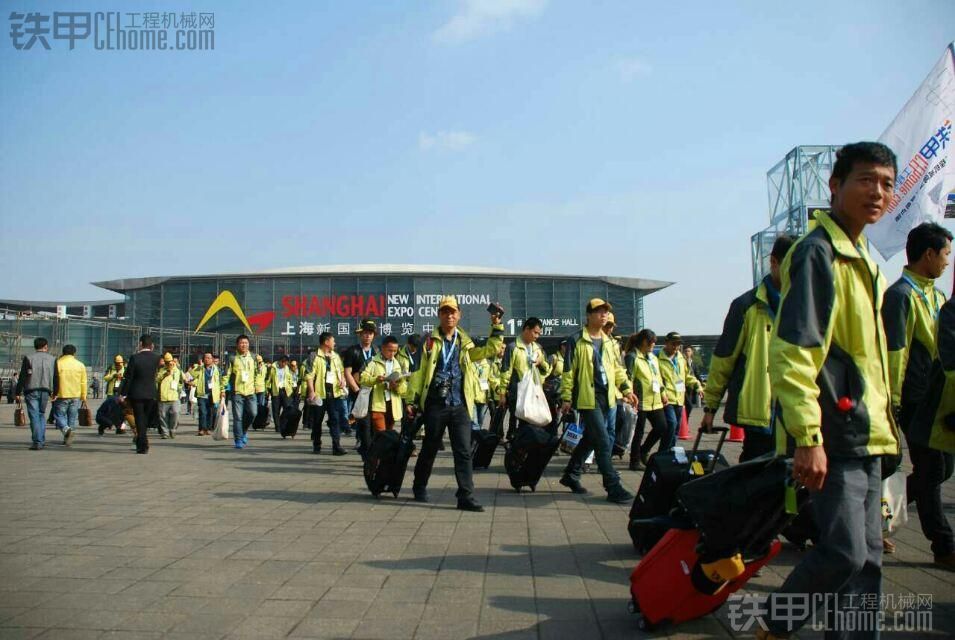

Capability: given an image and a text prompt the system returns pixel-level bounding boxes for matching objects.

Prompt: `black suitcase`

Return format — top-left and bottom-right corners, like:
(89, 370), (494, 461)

(489, 405), (506, 438)
(364, 423), (416, 497)
(628, 427), (730, 554)
(280, 406), (302, 438)
(253, 406), (271, 430)
(471, 429), (500, 470)
(781, 496), (819, 550)
(504, 424), (559, 492)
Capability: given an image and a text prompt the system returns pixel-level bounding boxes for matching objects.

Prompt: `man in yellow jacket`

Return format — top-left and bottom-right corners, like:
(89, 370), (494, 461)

(760, 142), (901, 639)
(359, 336), (409, 433)
(882, 221), (953, 568)
(268, 355), (295, 431)
(306, 332), (349, 455)
(702, 235), (796, 462)
(52, 344), (87, 447)
(156, 353), (182, 439)
(498, 317), (551, 439)
(104, 355), (125, 396)
(194, 352), (223, 436)
(225, 335), (258, 449)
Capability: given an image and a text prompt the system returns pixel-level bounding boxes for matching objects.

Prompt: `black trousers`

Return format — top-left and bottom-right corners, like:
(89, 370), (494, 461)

(631, 408), (667, 461)
(740, 426), (776, 463)
(413, 403), (474, 499)
(901, 401), (955, 556)
(271, 392), (290, 431)
(131, 399), (158, 453)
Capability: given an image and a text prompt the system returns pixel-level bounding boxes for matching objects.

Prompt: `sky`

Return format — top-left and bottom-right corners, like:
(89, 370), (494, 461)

(1, 0), (953, 333)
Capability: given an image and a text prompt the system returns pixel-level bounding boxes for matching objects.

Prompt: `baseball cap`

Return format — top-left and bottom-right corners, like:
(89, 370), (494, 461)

(255, 354), (263, 362)
(606, 312), (616, 325)
(357, 319), (377, 334)
(586, 298), (612, 313)
(438, 295), (459, 312)
(163, 353), (173, 363)
(114, 355), (124, 364)
(665, 331), (683, 343)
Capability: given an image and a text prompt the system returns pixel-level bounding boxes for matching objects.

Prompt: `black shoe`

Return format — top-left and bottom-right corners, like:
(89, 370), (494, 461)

(559, 476), (588, 494)
(29, 443), (40, 450)
(332, 447), (347, 456)
(136, 449), (148, 454)
(413, 488), (429, 503)
(457, 498), (485, 513)
(312, 448), (321, 455)
(606, 487), (634, 504)
(628, 459), (644, 471)
(437, 441), (446, 451)
(98, 424), (107, 436)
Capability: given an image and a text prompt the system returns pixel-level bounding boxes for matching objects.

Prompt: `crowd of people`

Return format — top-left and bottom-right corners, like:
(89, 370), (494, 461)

(9, 141), (955, 638)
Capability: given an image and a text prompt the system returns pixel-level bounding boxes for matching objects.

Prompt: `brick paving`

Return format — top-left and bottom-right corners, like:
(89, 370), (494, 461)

(0, 400), (952, 639)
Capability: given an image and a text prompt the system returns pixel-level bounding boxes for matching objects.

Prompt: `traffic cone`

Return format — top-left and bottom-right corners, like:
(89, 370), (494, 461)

(729, 424), (746, 442)
(678, 408), (691, 440)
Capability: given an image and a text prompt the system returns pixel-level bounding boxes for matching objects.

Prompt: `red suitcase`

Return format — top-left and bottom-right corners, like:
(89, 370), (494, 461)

(628, 528), (781, 631)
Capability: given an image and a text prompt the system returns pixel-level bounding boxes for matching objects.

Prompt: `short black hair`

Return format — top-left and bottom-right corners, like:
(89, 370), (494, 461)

(62, 344), (77, 356)
(34, 337), (47, 350)
(831, 142), (897, 184)
(407, 335), (421, 347)
(278, 355), (289, 362)
(318, 332), (334, 345)
(382, 335), (399, 346)
(236, 334), (250, 344)
(636, 329), (656, 347)
(522, 317), (543, 331)
(140, 335), (153, 348)
(905, 222), (953, 264)
(771, 235), (797, 261)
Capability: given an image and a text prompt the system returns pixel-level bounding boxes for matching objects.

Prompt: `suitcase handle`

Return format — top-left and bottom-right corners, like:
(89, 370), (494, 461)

(690, 426), (728, 474)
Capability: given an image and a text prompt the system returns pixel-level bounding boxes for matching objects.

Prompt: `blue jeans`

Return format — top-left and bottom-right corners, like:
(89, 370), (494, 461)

(312, 396), (346, 449)
(197, 396), (218, 430)
(562, 394), (622, 492)
(663, 404), (683, 451)
(256, 392), (267, 413)
(54, 398), (81, 430)
(25, 390), (50, 446)
(231, 394), (256, 443)
(606, 402), (618, 444)
(473, 402), (487, 430)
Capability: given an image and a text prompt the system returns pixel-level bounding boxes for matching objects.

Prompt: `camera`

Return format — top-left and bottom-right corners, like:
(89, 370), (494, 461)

(487, 302), (505, 316)
(431, 377), (452, 400)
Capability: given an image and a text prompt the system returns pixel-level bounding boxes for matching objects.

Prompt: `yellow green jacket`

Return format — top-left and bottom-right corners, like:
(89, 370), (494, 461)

(156, 366), (183, 402)
(658, 348), (700, 406)
(704, 277), (778, 428)
(488, 357), (504, 398)
(254, 362), (267, 393)
(769, 211), (899, 457)
(360, 355), (409, 419)
(305, 351), (347, 399)
(469, 358), (493, 404)
(397, 346), (420, 374)
(54, 355), (87, 400)
(499, 340), (551, 402)
(561, 330), (632, 410)
(548, 352), (564, 380)
(630, 351), (664, 411)
(104, 364), (125, 395)
(882, 267), (947, 408)
(194, 365), (222, 400)
(910, 298), (955, 453)
(267, 364), (295, 396)
(226, 353), (258, 396)
(408, 322), (505, 415)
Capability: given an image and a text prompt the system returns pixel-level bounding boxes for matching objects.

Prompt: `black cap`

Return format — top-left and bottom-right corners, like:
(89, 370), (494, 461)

(665, 331), (682, 343)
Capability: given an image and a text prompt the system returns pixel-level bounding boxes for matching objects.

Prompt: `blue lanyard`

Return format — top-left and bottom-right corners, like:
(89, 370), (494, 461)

(643, 353), (658, 376)
(362, 348), (373, 363)
(670, 355), (680, 376)
(902, 274), (940, 320)
(524, 342), (535, 367)
(441, 332), (458, 372)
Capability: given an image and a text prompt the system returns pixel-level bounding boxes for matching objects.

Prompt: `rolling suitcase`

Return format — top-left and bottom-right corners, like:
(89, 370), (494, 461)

(364, 422), (416, 497)
(471, 429), (500, 470)
(253, 406), (271, 430)
(628, 427), (729, 554)
(280, 405), (301, 438)
(489, 405), (506, 438)
(628, 528), (781, 632)
(504, 424), (560, 492)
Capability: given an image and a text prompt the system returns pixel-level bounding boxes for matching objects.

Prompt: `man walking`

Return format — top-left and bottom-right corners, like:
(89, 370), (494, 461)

(226, 335), (258, 449)
(306, 333), (349, 455)
(120, 335), (162, 454)
(157, 353), (182, 439)
(344, 320), (379, 458)
(52, 345), (88, 448)
(15, 337), (56, 450)
(195, 352), (223, 436)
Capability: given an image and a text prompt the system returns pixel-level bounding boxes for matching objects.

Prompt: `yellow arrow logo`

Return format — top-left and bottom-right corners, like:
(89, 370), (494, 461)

(194, 290), (253, 334)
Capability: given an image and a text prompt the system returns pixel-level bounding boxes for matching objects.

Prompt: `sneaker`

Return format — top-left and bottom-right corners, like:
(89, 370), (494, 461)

(29, 443), (40, 450)
(934, 552), (955, 572)
(160, 434), (168, 440)
(559, 476), (588, 495)
(457, 498), (485, 513)
(234, 441), (244, 449)
(413, 488), (429, 503)
(312, 448), (321, 455)
(169, 431), (176, 439)
(606, 487), (634, 504)
(63, 428), (74, 447)
(332, 447), (347, 456)
(241, 434), (249, 446)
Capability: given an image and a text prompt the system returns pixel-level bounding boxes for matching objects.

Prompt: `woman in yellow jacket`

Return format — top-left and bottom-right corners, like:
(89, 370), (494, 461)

(625, 329), (670, 470)
(358, 337), (408, 433)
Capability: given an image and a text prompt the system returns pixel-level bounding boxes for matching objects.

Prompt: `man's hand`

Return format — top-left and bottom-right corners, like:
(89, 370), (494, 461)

(700, 412), (714, 433)
(498, 396), (507, 409)
(14, 395), (20, 404)
(625, 392), (638, 408)
(560, 401), (572, 415)
(405, 404), (417, 419)
(307, 392), (316, 404)
(661, 392), (669, 406)
(793, 445), (827, 492)
(490, 312), (502, 324)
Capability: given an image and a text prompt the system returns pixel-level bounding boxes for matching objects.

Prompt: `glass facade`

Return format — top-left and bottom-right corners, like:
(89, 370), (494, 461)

(122, 272), (659, 354)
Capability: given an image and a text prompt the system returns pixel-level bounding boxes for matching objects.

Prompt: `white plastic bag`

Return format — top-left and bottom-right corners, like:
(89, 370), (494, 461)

(882, 470), (908, 534)
(515, 370), (551, 426)
(615, 403), (638, 453)
(352, 387), (371, 419)
(212, 404), (231, 441)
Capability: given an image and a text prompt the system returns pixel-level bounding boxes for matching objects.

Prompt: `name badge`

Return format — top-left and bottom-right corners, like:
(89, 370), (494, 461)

(325, 370), (336, 384)
(600, 372), (608, 386)
(675, 381), (686, 392)
(479, 380), (490, 391)
(384, 389), (391, 401)
(652, 381), (660, 393)
(242, 371), (249, 382)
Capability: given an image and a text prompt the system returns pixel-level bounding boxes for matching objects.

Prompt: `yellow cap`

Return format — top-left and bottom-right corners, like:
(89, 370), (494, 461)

(586, 298), (612, 313)
(163, 353), (173, 363)
(114, 355), (124, 364)
(255, 355), (263, 362)
(606, 312), (616, 325)
(438, 295), (460, 312)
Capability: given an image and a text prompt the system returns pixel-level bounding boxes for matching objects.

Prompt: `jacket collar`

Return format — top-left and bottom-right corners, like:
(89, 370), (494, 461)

(433, 326), (471, 348)
(817, 210), (867, 260)
(902, 267), (935, 291)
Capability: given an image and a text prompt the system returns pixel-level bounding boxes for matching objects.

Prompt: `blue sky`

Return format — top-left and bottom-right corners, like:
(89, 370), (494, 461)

(1, 0), (953, 333)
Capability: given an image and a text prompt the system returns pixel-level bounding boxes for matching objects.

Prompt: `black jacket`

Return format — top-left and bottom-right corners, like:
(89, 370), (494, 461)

(121, 350), (162, 400)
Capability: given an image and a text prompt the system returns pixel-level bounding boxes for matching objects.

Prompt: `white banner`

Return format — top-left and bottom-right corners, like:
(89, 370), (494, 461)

(869, 43), (955, 260)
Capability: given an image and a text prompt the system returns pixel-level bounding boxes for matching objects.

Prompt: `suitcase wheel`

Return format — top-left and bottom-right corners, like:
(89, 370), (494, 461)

(513, 486), (521, 493)
(627, 599), (639, 615)
(636, 615), (654, 631)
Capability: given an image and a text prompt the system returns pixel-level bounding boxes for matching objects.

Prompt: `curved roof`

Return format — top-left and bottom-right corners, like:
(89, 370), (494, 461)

(92, 264), (672, 294)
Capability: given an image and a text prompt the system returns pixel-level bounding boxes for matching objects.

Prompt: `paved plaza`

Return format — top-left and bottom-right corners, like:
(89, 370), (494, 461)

(0, 400), (952, 639)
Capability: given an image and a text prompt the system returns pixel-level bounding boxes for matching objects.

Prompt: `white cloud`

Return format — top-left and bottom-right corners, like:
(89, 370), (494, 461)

(618, 57), (653, 82)
(418, 130), (477, 152)
(434, 0), (547, 44)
